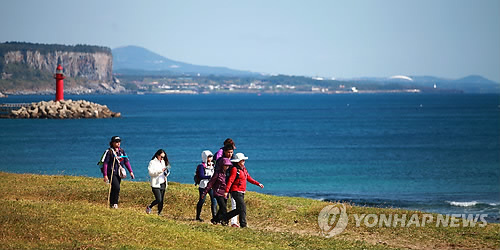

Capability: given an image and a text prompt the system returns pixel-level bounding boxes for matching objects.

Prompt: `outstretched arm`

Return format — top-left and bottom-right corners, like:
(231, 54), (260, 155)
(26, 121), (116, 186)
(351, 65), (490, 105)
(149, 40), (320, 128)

(247, 172), (264, 188)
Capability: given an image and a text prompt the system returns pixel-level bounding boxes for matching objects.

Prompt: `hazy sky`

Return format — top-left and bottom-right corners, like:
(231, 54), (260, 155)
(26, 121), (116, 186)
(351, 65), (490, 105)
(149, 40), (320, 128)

(1, 0), (499, 82)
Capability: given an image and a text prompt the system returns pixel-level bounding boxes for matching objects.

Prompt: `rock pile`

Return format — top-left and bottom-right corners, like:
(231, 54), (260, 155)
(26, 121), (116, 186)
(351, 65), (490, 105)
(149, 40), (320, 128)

(9, 100), (121, 119)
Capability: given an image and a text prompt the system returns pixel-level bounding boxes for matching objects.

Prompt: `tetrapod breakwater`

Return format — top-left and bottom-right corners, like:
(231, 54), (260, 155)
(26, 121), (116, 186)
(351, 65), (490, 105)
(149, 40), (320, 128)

(1, 99), (121, 119)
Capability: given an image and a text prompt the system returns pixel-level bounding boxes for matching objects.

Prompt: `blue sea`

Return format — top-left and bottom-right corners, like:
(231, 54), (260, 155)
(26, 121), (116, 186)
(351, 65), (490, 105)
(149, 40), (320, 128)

(1, 94), (499, 222)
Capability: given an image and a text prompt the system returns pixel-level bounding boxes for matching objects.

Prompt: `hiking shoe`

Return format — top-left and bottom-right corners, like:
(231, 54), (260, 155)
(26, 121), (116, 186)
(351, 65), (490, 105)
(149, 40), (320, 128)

(231, 224), (240, 228)
(196, 218), (204, 222)
(112, 204), (118, 209)
(146, 206), (152, 214)
(210, 219), (219, 225)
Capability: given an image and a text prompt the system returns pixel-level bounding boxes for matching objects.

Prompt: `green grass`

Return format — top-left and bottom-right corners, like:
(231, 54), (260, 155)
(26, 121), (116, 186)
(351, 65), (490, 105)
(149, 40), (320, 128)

(0, 172), (498, 249)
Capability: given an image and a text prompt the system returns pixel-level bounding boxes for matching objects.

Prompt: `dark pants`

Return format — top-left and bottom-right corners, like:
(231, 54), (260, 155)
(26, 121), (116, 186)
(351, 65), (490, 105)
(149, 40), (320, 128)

(214, 195), (228, 223)
(109, 174), (121, 206)
(226, 192), (247, 227)
(149, 182), (166, 215)
(197, 187), (217, 219)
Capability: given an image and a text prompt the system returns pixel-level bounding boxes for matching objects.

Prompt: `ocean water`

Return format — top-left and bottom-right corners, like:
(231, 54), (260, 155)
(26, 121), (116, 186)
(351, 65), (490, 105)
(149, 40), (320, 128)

(1, 94), (499, 221)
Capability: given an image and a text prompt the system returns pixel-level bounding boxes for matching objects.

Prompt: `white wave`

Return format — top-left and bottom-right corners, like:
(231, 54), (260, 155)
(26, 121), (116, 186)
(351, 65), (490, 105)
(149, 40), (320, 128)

(447, 201), (478, 207)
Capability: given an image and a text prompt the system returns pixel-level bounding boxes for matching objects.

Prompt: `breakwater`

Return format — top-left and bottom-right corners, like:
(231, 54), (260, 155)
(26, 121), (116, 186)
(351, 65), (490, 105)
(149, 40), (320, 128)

(2, 99), (120, 119)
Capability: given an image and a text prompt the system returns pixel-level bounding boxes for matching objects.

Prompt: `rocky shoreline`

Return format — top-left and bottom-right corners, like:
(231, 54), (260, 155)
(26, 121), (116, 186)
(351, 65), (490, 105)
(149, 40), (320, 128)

(6, 99), (121, 119)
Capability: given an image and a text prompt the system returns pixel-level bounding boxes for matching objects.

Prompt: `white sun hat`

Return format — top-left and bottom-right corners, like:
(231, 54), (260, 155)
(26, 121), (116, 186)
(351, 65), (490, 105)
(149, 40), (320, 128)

(231, 152), (248, 162)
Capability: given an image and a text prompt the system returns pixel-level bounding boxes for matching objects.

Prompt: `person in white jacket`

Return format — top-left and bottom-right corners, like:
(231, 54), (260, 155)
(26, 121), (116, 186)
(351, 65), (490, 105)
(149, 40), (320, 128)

(146, 149), (170, 215)
(195, 150), (217, 222)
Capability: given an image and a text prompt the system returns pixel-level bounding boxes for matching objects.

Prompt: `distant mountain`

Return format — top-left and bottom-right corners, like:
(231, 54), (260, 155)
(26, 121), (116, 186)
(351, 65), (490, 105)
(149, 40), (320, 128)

(455, 75), (494, 83)
(350, 75), (500, 93)
(112, 46), (499, 93)
(449, 75), (500, 93)
(112, 46), (258, 76)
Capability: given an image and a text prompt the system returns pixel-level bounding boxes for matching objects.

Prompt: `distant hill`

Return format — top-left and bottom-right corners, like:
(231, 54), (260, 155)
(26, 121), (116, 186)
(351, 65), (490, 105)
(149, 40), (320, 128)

(112, 46), (499, 93)
(450, 75), (498, 92)
(112, 46), (258, 77)
(412, 75), (500, 93)
(351, 75), (500, 93)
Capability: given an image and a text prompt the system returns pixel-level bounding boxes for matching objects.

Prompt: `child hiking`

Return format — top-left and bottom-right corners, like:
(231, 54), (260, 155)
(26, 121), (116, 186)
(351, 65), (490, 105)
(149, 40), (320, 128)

(202, 144), (234, 225)
(195, 150), (217, 222)
(213, 138), (239, 227)
(202, 157), (233, 225)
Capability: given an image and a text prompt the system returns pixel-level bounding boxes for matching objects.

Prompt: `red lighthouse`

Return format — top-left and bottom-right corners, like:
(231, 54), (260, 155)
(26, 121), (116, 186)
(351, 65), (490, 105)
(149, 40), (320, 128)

(54, 64), (65, 101)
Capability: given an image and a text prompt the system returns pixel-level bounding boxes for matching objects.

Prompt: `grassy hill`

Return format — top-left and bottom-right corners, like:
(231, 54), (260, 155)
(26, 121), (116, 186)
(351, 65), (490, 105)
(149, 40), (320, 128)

(0, 172), (498, 249)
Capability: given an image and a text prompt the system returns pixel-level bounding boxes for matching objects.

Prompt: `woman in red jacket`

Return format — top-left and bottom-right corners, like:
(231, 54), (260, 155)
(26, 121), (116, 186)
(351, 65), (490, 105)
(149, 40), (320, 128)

(225, 153), (264, 228)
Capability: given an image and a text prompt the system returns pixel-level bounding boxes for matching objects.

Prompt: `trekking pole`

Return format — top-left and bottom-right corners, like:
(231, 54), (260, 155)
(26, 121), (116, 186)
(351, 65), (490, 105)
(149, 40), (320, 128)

(107, 151), (116, 207)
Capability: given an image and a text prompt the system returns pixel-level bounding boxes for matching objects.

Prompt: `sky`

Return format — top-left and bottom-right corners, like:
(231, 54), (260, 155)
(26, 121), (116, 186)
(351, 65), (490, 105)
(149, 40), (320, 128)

(1, 0), (499, 82)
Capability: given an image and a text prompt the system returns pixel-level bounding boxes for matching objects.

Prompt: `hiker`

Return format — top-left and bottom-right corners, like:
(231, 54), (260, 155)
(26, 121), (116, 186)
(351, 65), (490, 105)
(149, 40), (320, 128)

(225, 153), (264, 228)
(213, 138), (239, 227)
(214, 138), (236, 162)
(195, 150), (217, 222)
(202, 157), (233, 225)
(146, 149), (170, 215)
(102, 136), (135, 209)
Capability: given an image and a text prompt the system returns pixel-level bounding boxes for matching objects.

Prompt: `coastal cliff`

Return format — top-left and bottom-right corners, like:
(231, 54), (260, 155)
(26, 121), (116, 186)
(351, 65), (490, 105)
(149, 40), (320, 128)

(0, 42), (124, 94)
(3, 50), (112, 81)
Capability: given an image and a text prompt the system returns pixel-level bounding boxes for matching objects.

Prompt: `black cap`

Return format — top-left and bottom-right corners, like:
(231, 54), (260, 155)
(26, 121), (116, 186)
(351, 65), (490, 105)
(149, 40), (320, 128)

(111, 136), (121, 142)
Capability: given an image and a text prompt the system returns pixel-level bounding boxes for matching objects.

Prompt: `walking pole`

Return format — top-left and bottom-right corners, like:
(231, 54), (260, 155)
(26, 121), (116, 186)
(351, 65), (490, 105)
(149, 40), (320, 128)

(107, 151), (116, 207)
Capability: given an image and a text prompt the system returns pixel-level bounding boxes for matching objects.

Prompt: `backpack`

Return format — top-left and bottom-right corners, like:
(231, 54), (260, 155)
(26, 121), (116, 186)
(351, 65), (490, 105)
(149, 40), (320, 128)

(97, 148), (128, 174)
(225, 165), (240, 187)
(194, 164), (202, 186)
(97, 149), (110, 174)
